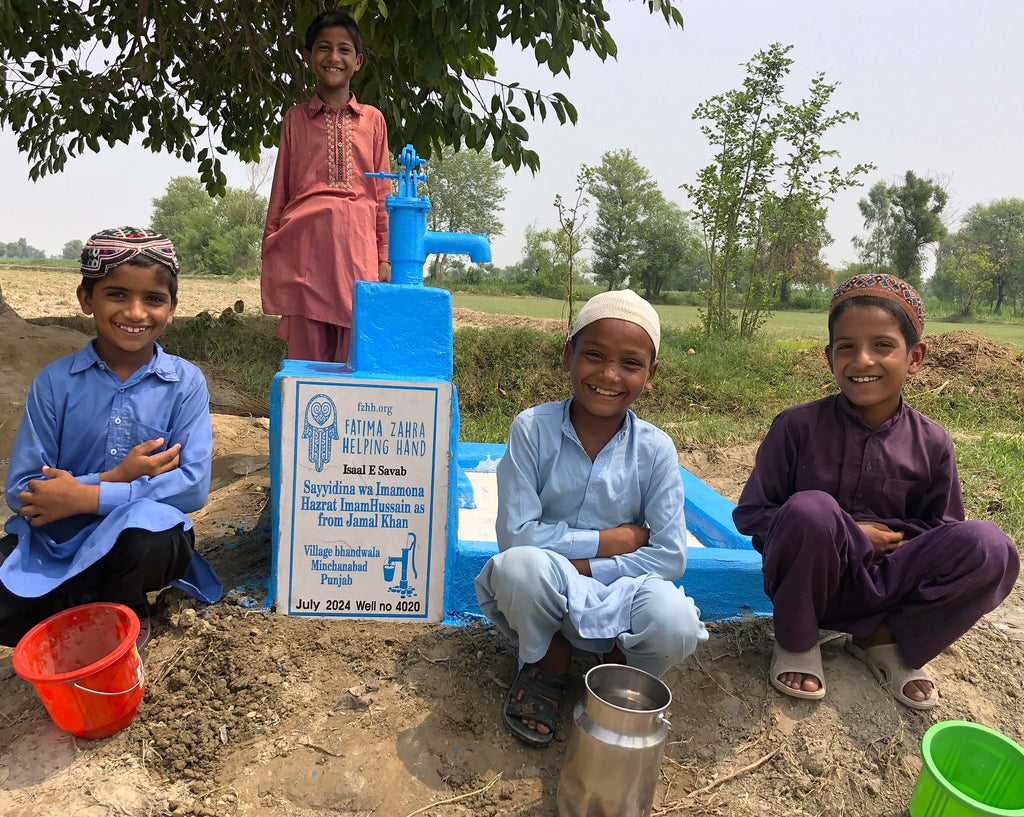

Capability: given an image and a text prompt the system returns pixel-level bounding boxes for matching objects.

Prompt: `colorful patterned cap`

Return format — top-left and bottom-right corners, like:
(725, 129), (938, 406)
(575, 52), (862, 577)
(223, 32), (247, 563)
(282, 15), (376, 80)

(830, 273), (925, 337)
(80, 227), (179, 278)
(570, 289), (661, 357)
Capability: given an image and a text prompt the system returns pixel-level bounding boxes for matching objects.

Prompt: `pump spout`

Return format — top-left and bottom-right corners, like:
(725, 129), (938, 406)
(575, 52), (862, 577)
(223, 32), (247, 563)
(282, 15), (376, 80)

(424, 230), (492, 264)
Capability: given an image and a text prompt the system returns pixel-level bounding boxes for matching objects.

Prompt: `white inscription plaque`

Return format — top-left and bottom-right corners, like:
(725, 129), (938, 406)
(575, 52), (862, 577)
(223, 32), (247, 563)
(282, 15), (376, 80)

(275, 378), (452, 622)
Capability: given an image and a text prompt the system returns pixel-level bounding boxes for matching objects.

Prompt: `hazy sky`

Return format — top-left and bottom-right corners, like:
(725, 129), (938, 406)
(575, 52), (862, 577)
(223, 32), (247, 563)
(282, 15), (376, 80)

(2, 1), (1022, 272)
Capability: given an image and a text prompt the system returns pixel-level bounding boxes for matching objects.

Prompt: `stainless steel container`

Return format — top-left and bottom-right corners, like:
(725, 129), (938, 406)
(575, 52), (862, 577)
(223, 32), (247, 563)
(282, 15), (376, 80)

(556, 664), (672, 817)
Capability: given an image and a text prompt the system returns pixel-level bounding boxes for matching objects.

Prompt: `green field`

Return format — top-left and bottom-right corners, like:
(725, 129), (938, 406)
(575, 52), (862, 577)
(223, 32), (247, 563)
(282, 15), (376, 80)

(451, 293), (1024, 349)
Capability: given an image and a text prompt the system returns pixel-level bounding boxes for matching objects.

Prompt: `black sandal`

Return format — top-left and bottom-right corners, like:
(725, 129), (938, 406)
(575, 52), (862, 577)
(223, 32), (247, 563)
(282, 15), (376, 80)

(503, 663), (567, 747)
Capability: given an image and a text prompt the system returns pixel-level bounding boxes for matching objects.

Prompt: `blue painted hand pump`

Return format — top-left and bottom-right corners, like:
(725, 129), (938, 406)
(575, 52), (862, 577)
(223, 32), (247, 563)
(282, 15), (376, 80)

(367, 145), (491, 286)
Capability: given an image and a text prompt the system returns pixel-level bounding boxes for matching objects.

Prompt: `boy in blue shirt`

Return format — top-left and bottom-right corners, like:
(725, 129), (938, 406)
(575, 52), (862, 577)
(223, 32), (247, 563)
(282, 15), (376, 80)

(476, 290), (707, 746)
(0, 227), (221, 650)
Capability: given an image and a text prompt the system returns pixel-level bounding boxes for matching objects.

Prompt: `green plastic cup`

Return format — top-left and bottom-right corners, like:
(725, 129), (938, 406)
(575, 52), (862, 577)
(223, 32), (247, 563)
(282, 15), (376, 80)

(910, 721), (1024, 817)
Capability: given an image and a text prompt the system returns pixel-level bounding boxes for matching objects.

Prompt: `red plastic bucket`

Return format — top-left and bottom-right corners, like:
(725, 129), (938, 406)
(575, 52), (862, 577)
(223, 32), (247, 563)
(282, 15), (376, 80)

(12, 602), (145, 739)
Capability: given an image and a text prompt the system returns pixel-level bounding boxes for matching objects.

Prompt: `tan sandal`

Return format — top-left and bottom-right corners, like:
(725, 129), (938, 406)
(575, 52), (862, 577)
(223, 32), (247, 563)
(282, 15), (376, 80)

(845, 639), (938, 710)
(770, 642), (826, 700)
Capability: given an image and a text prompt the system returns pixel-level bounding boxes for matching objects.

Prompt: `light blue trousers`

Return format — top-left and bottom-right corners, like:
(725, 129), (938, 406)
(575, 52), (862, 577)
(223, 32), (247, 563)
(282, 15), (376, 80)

(475, 547), (708, 678)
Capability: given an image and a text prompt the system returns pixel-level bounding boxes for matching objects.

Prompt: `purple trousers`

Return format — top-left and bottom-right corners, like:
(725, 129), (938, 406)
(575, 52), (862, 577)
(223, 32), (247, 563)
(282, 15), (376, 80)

(762, 490), (1018, 668)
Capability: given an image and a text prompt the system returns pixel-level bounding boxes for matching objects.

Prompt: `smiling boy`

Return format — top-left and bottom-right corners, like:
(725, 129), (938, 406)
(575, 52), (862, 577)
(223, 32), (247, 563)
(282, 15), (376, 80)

(734, 274), (1018, 709)
(260, 10), (391, 363)
(0, 227), (221, 650)
(475, 290), (708, 747)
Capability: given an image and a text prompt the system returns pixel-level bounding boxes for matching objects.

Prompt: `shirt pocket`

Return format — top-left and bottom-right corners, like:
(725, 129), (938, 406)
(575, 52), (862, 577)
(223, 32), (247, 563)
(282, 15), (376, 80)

(135, 422), (171, 453)
(880, 477), (918, 516)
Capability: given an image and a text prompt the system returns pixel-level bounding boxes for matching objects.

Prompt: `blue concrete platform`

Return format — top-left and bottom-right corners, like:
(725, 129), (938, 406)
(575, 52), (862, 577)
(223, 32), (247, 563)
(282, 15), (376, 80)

(444, 443), (770, 624)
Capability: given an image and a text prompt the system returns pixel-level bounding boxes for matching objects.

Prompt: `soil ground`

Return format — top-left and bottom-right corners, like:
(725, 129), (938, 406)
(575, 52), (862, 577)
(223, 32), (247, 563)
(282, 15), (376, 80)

(1, 271), (1023, 817)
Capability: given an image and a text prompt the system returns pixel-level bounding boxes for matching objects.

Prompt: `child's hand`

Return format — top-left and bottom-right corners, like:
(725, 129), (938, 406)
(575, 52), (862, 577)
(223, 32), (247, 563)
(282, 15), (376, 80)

(18, 466), (99, 525)
(102, 439), (182, 483)
(598, 523), (650, 556)
(857, 521), (904, 556)
(378, 261), (392, 282)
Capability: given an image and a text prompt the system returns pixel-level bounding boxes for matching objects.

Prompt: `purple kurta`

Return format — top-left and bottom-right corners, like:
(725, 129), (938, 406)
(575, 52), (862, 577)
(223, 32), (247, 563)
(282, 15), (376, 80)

(734, 394), (1017, 668)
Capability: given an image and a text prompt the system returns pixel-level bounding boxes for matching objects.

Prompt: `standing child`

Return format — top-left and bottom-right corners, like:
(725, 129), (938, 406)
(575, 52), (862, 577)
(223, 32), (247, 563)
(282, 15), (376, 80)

(261, 9), (392, 364)
(734, 274), (1018, 709)
(0, 227), (221, 650)
(476, 290), (708, 747)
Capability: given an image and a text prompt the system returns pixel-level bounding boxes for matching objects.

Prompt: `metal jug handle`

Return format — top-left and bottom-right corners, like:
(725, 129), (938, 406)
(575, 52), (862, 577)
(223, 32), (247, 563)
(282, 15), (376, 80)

(657, 714), (672, 730)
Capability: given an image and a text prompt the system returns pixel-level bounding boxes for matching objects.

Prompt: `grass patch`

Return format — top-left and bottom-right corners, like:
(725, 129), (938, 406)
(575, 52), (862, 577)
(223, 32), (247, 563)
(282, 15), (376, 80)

(454, 327), (566, 442)
(0, 258), (78, 269)
(449, 292), (1024, 350)
(33, 312), (285, 412)
(906, 374), (1024, 434)
(28, 315), (1019, 542)
(953, 433), (1024, 543)
(161, 312), (285, 408)
(453, 325), (829, 446)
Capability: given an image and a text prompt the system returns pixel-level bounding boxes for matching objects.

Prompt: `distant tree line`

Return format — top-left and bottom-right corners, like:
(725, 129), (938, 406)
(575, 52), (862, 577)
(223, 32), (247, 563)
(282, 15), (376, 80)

(0, 238), (85, 260)
(0, 238), (46, 258)
(931, 199), (1024, 317)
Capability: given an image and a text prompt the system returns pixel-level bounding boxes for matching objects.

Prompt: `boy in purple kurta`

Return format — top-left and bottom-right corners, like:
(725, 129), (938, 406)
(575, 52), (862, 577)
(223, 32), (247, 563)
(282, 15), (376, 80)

(734, 274), (1017, 709)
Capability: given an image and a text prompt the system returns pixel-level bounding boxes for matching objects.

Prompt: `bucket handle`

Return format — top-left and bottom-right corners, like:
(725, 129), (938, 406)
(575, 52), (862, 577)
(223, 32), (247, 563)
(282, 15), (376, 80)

(658, 714), (672, 730)
(71, 664), (145, 697)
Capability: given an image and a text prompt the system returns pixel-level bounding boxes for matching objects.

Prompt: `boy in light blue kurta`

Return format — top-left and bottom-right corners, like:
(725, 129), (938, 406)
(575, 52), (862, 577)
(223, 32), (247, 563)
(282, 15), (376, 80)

(0, 228), (221, 650)
(475, 290), (707, 747)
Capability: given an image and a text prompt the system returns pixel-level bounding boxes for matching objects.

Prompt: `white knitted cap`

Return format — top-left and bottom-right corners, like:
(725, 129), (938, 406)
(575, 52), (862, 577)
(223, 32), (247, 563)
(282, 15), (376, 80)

(569, 289), (660, 357)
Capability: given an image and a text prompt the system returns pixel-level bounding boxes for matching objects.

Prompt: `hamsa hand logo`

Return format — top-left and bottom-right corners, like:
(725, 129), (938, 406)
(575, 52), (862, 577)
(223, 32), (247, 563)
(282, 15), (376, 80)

(302, 394), (338, 472)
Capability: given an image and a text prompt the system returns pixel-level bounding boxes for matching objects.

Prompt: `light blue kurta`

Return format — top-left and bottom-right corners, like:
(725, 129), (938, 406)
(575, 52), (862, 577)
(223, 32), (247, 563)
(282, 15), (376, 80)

(482, 399), (691, 642)
(2, 342), (221, 603)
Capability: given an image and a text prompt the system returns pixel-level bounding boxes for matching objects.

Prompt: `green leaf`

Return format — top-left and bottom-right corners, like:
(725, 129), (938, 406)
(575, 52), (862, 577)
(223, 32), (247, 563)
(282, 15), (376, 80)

(0, 0), (686, 181)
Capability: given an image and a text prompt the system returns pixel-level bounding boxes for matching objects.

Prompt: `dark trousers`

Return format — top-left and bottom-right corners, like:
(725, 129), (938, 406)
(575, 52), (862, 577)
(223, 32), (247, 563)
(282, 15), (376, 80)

(761, 490), (1019, 668)
(0, 524), (193, 647)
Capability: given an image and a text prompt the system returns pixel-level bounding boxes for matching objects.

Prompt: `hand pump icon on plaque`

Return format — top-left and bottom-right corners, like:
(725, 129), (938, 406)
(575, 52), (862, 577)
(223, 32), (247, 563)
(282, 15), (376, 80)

(302, 393), (338, 472)
(383, 533), (418, 598)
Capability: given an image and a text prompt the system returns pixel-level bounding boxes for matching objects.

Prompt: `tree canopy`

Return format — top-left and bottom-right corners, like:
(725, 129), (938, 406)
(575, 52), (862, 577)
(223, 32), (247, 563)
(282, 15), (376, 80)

(151, 176), (267, 277)
(684, 43), (871, 336)
(61, 239), (84, 260)
(587, 149), (661, 292)
(634, 198), (705, 299)
(1, 0), (682, 195)
(854, 171), (948, 286)
(933, 198), (1024, 315)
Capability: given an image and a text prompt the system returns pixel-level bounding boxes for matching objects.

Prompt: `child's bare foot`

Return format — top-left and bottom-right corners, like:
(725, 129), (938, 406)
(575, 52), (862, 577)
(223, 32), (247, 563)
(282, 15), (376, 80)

(777, 670), (822, 694)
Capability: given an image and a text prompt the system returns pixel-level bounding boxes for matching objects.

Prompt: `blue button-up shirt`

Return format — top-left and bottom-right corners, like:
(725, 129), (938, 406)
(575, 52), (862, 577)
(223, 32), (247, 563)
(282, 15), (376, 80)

(3, 341), (219, 600)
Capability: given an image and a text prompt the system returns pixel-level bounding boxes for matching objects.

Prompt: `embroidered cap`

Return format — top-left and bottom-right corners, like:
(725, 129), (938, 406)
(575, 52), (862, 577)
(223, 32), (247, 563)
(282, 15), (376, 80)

(80, 227), (180, 278)
(830, 273), (925, 337)
(569, 289), (661, 357)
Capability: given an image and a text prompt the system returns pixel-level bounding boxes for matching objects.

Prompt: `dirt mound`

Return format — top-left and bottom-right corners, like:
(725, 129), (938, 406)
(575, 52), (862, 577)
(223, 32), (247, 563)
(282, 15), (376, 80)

(0, 315), (91, 465)
(915, 330), (1024, 391)
(794, 330), (1024, 395)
